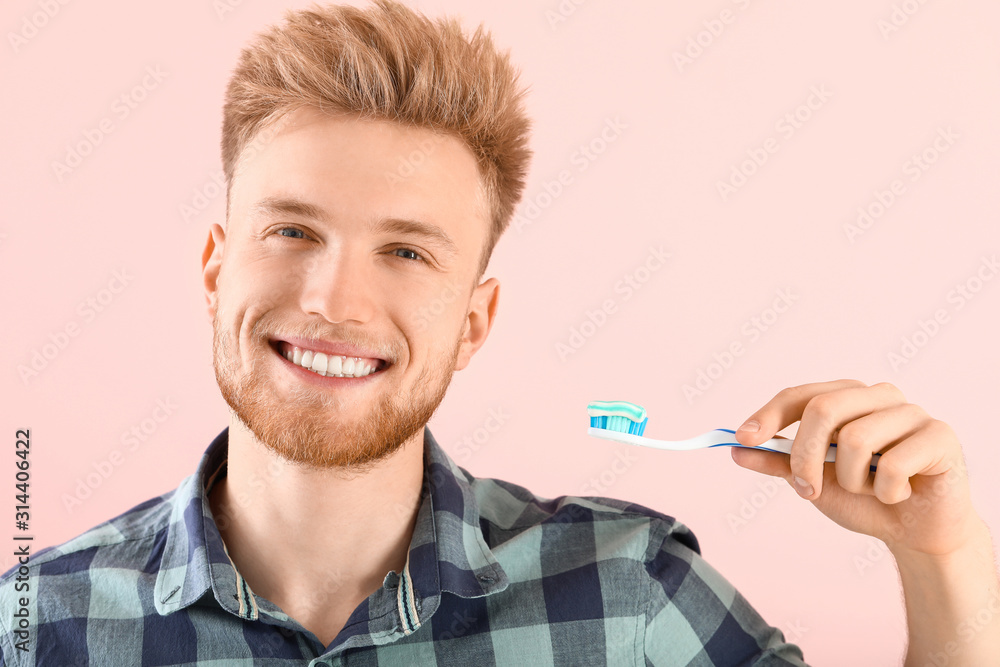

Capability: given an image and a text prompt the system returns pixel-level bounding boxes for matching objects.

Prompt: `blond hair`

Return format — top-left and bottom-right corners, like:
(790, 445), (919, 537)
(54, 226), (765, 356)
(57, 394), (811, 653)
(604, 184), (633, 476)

(221, 0), (532, 276)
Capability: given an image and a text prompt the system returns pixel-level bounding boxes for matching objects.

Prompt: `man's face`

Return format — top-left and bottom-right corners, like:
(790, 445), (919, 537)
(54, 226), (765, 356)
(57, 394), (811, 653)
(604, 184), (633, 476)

(202, 107), (498, 471)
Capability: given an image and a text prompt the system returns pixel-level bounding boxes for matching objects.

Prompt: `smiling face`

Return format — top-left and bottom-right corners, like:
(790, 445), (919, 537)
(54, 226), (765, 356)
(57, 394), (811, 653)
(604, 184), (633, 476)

(202, 107), (499, 471)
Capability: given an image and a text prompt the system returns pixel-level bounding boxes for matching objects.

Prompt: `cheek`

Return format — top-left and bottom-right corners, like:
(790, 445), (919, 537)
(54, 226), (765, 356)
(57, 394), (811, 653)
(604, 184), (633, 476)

(222, 255), (301, 308)
(394, 279), (468, 337)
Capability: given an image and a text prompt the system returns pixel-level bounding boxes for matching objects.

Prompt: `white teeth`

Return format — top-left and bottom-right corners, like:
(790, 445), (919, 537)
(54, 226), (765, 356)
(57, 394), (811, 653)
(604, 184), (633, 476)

(282, 346), (380, 379)
(311, 352), (329, 374)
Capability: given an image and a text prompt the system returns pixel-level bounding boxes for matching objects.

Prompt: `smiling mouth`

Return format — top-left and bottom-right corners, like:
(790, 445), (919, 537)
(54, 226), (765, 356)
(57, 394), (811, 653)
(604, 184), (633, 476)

(273, 341), (389, 379)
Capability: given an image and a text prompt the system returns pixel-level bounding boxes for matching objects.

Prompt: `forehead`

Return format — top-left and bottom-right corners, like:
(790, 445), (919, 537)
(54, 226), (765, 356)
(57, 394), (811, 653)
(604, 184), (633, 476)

(228, 108), (489, 243)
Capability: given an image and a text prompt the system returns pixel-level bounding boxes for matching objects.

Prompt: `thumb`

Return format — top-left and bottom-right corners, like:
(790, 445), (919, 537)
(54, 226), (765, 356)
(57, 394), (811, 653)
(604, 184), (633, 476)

(734, 414), (780, 447)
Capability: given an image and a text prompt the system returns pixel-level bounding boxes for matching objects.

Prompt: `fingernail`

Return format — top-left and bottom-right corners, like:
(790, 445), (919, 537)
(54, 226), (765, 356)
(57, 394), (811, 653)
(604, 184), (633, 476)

(738, 420), (760, 433)
(793, 476), (814, 498)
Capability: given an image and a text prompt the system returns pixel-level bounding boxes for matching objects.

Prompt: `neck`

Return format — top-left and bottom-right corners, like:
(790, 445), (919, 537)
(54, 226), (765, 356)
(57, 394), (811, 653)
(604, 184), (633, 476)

(209, 419), (426, 645)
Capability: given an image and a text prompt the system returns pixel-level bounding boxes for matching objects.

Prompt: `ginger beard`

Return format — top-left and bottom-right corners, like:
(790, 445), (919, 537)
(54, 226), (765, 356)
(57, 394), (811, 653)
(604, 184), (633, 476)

(211, 308), (462, 472)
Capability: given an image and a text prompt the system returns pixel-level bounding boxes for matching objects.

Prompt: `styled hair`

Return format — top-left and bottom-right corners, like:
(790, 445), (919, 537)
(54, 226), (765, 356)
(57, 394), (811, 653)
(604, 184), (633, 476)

(221, 0), (532, 276)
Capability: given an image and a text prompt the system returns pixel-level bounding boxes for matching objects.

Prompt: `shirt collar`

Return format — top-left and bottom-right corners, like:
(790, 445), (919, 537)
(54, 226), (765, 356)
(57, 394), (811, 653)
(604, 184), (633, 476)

(153, 426), (509, 628)
(397, 426), (509, 632)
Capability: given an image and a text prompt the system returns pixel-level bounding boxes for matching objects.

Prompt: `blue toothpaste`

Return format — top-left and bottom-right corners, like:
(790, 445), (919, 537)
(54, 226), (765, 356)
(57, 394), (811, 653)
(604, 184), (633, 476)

(586, 400), (648, 436)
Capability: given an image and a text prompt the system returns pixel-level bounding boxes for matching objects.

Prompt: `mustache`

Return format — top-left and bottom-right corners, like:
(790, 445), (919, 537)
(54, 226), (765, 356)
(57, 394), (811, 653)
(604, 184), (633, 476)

(250, 316), (401, 364)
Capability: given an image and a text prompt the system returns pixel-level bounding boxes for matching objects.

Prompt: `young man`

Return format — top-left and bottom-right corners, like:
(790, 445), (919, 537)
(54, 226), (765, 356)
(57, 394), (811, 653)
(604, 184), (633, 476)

(2, 1), (997, 665)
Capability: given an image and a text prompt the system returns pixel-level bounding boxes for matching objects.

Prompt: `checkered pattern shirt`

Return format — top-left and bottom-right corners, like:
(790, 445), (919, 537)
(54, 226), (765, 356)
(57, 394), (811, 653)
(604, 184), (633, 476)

(1, 428), (806, 666)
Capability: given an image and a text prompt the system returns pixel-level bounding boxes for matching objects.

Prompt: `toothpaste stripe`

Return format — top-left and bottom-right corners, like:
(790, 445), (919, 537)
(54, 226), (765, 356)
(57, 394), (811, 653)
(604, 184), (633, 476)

(586, 400), (647, 422)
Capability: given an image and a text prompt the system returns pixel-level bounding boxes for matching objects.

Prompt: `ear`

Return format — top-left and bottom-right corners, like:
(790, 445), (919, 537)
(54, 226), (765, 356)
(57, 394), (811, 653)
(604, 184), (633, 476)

(202, 223), (226, 319)
(455, 277), (500, 371)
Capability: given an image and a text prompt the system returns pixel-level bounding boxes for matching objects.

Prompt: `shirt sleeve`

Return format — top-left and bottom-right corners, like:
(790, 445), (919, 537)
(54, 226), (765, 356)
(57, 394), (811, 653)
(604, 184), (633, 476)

(0, 571), (25, 667)
(642, 520), (808, 666)
(0, 606), (15, 667)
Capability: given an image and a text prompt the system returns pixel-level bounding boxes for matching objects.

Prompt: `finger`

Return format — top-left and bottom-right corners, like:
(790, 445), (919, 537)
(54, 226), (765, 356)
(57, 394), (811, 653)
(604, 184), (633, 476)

(731, 445), (792, 479)
(834, 403), (931, 494)
(735, 379), (867, 498)
(872, 419), (962, 505)
(790, 382), (906, 499)
(733, 447), (855, 504)
(735, 379), (868, 448)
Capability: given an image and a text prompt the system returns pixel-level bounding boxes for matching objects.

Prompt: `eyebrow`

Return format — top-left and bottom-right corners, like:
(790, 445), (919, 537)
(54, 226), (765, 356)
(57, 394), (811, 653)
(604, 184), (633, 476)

(251, 196), (458, 258)
(251, 196), (326, 222)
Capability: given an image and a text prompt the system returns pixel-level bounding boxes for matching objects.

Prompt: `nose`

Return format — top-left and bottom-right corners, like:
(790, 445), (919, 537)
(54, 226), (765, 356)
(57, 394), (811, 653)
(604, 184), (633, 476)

(298, 248), (376, 325)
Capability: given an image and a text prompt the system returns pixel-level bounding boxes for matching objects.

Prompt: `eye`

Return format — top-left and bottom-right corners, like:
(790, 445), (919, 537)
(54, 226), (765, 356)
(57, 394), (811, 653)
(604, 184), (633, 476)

(392, 247), (424, 262)
(277, 227), (307, 239)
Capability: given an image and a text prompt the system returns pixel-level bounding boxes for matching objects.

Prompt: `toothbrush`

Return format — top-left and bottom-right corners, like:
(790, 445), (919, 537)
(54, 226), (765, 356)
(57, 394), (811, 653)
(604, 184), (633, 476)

(586, 400), (881, 471)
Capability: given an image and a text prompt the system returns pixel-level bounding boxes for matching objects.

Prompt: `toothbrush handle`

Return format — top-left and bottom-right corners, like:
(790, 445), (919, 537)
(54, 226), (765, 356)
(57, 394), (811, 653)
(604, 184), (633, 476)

(744, 434), (881, 471)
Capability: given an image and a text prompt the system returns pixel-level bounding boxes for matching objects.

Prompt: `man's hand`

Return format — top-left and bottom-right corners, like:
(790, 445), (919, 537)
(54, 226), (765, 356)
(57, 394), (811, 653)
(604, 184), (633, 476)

(730, 379), (1000, 665)
(729, 378), (978, 555)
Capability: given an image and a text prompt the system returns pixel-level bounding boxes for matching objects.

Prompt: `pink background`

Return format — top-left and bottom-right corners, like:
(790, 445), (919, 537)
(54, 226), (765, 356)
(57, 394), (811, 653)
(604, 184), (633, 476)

(3, 0), (999, 663)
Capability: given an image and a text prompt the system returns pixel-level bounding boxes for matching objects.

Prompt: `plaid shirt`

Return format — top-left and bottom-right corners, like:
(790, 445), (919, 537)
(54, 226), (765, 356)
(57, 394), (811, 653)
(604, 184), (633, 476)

(1, 428), (806, 666)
